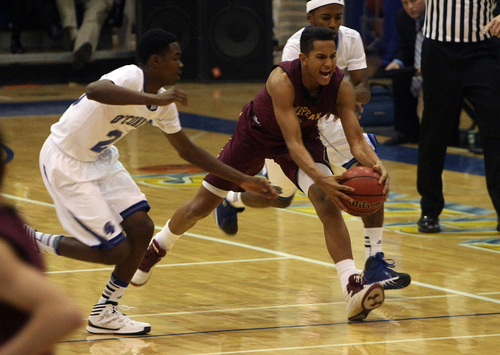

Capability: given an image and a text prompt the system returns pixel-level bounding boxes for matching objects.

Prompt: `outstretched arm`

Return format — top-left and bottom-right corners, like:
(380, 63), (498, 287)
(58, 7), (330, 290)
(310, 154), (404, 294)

(165, 131), (279, 198)
(0, 240), (83, 355)
(86, 79), (188, 106)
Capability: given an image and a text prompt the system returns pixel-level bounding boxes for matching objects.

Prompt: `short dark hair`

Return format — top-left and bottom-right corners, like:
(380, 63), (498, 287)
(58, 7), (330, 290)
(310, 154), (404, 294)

(300, 26), (335, 55)
(137, 29), (178, 66)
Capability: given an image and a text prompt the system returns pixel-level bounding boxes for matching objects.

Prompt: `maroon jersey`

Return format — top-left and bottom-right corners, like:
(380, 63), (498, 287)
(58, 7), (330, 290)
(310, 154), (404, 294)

(204, 59), (343, 193)
(0, 206), (49, 353)
(251, 59), (344, 141)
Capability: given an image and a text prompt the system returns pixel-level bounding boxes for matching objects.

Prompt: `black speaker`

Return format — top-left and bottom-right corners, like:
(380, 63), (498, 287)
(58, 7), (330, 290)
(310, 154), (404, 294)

(198, 0), (274, 81)
(135, 0), (200, 80)
(136, 0), (273, 82)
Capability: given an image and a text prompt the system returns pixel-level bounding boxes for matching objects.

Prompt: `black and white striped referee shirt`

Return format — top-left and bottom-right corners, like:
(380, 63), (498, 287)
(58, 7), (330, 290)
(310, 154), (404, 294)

(423, 0), (497, 42)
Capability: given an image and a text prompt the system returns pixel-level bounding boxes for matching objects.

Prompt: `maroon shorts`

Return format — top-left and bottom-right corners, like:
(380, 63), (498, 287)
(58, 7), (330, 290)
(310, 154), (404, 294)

(204, 103), (331, 193)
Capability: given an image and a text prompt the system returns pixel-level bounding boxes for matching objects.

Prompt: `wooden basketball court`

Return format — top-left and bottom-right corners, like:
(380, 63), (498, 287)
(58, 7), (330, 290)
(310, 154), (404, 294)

(1, 82), (499, 354)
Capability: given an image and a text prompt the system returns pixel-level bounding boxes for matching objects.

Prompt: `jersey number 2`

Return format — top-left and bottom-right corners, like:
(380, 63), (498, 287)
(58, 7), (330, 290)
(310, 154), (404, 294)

(90, 130), (123, 153)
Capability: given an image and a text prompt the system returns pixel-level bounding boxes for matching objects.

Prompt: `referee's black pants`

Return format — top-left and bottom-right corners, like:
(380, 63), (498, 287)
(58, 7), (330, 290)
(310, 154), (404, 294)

(418, 38), (500, 218)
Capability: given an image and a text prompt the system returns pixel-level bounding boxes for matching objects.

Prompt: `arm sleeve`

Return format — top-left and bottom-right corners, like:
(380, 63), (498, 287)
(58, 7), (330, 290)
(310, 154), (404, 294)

(151, 101), (182, 134)
(100, 66), (142, 91)
(346, 31), (367, 71)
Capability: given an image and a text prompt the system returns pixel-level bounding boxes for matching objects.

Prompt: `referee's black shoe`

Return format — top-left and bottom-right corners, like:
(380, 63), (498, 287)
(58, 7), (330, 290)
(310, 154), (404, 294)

(418, 216), (441, 233)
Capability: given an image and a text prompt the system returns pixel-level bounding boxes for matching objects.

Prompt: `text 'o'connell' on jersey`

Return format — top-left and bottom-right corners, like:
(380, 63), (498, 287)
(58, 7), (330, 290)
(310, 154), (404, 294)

(110, 115), (149, 128)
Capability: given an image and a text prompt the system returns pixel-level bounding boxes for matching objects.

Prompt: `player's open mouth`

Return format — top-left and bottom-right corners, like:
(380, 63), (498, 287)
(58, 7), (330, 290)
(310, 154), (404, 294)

(320, 70), (331, 78)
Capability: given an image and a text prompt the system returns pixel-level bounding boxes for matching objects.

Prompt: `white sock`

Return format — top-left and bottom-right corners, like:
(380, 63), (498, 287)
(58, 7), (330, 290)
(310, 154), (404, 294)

(226, 191), (245, 208)
(98, 273), (128, 305)
(154, 220), (182, 251)
(364, 228), (383, 260)
(335, 259), (358, 296)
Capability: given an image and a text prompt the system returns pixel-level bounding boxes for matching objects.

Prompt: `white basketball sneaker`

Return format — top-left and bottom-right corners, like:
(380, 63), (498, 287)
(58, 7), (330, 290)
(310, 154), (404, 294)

(86, 304), (151, 335)
(345, 274), (385, 321)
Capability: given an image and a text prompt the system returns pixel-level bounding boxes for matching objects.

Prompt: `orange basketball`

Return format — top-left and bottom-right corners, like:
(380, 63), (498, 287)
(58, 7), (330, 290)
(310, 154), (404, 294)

(339, 166), (385, 216)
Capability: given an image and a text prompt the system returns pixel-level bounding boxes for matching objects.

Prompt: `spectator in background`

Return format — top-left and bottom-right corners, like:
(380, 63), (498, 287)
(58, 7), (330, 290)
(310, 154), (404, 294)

(55, 0), (114, 68)
(9, 0), (63, 54)
(378, 0), (402, 67)
(383, 0), (425, 145)
(0, 133), (83, 355)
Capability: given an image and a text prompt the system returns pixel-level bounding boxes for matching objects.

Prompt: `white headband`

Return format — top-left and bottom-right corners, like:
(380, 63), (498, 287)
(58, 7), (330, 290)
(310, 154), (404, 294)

(306, 0), (345, 13)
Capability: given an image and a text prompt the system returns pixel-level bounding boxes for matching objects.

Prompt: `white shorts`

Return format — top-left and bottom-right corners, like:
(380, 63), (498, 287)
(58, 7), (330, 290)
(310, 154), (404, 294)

(264, 117), (378, 199)
(40, 137), (149, 249)
(318, 116), (378, 168)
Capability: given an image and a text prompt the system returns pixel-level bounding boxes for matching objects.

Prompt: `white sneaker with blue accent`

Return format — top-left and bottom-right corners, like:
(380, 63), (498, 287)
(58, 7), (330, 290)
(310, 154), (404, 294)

(86, 304), (151, 335)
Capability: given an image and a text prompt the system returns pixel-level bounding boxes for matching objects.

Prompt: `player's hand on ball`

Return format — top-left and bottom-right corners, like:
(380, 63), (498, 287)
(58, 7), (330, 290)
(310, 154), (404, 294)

(316, 175), (355, 212)
(338, 166), (386, 216)
(372, 163), (390, 199)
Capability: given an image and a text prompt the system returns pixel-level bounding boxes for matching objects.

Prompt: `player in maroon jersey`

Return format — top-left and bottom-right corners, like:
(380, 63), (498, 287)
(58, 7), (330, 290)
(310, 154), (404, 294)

(134, 26), (390, 321)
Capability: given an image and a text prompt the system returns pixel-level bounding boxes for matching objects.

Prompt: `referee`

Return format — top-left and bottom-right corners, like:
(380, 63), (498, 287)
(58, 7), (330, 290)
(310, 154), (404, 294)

(417, 0), (500, 233)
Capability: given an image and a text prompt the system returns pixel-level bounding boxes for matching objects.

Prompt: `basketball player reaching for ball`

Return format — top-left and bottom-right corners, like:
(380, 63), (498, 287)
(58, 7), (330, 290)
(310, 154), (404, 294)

(25, 29), (277, 335)
(133, 27), (388, 321)
(214, 0), (411, 290)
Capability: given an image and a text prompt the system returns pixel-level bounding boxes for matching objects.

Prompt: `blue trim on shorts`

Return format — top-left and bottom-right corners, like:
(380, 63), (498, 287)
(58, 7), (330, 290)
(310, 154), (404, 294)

(99, 232), (126, 250)
(72, 214), (126, 250)
(342, 158), (359, 170)
(120, 200), (150, 219)
(342, 134), (380, 170)
(367, 133), (379, 153)
(43, 165), (52, 188)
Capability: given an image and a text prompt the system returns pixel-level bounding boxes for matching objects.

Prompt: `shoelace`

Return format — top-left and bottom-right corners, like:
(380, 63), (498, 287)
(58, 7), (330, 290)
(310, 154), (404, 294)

(376, 255), (396, 269)
(346, 274), (365, 296)
(108, 305), (138, 324)
(351, 274), (364, 285)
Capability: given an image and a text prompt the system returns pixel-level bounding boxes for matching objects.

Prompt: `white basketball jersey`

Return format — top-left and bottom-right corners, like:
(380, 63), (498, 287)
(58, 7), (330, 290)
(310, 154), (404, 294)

(49, 65), (182, 162)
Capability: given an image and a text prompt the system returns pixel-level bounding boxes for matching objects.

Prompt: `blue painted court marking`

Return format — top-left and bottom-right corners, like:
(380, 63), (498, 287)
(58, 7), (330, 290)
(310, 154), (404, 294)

(0, 100), (486, 175)
(376, 144), (485, 176)
(61, 312), (500, 344)
(0, 100), (75, 116)
(177, 112), (238, 135)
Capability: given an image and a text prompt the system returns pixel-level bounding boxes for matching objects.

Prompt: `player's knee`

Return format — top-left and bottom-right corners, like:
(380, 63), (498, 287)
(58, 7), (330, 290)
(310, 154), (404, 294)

(101, 241), (130, 264)
(122, 211), (155, 247)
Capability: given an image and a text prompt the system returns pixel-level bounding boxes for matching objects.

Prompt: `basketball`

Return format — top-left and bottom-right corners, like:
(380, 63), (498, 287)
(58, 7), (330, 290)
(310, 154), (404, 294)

(338, 166), (385, 216)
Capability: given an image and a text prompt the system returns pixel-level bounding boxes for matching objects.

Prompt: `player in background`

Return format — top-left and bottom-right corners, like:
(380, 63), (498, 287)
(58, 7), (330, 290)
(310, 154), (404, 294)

(214, 0), (411, 290)
(26, 29), (277, 336)
(133, 27), (388, 321)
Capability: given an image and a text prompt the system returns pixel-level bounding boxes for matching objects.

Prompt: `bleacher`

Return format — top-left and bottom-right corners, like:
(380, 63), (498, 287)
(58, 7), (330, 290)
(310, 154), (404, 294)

(0, 0), (136, 85)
